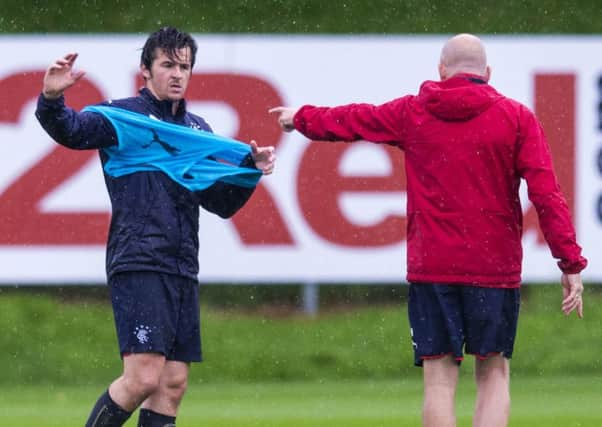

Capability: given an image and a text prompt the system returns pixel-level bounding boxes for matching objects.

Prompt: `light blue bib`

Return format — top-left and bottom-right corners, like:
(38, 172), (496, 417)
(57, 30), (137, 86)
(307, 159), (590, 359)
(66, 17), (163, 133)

(83, 105), (262, 190)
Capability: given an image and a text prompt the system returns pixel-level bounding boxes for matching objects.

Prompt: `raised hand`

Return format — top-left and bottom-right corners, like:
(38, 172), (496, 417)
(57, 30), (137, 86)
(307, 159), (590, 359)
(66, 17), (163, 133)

(42, 53), (86, 100)
(268, 106), (297, 132)
(250, 140), (276, 175)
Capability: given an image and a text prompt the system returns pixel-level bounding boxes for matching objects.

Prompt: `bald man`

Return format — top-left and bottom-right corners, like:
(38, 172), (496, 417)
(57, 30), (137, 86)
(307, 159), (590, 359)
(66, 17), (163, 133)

(270, 34), (587, 427)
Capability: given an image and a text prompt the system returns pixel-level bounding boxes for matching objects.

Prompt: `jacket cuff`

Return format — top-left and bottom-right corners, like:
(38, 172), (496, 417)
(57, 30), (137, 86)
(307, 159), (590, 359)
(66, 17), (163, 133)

(239, 153), (257, 169)
(557, 256), (588, 274)
(293, 105), (312, 132)
(37, 93), (65, 110)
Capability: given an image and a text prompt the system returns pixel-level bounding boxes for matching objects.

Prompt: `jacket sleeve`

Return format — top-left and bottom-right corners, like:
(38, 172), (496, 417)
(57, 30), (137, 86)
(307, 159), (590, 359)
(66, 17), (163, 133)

(195, 154), (257, 218)
(35, 94), (117, 150)
(292, 97), (410, 147)
(516, 107), (587, 273)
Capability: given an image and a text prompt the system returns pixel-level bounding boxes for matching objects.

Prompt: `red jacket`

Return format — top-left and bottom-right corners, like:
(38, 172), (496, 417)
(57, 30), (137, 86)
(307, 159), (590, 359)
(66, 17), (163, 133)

(293, 75), (587, 287)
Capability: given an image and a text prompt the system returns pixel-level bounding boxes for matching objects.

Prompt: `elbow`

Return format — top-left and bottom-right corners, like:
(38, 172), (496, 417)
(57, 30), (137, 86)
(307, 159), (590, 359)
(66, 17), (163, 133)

(217, 211), (235, 219)
(202, 200), (243, 219)
(200, 185), (254, 218)
(216, 205), (243, 219)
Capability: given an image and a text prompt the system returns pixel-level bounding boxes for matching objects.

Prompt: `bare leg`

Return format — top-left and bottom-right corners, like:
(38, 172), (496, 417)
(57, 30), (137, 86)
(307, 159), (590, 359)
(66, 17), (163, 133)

(109, 353), (166, 412)
(140, 360), (190, 416)
(423, 355), (459, 427)
(473, 354), (510, 427)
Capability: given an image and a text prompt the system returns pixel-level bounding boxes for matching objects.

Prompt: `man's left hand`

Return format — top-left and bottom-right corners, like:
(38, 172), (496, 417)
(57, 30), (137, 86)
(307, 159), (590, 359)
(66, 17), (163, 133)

(561, 273), (584, 318)
(250, 140), (276, 175)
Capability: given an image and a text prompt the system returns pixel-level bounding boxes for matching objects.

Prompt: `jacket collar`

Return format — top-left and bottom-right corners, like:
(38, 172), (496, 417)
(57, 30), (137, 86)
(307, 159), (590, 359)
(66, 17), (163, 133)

(139, 87), (187, 120)
(451, 73), (488, 84)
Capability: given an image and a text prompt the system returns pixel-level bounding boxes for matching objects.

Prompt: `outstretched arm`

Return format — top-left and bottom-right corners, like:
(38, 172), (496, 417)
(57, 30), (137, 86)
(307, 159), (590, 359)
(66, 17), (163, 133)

(270, 100), (407, 146)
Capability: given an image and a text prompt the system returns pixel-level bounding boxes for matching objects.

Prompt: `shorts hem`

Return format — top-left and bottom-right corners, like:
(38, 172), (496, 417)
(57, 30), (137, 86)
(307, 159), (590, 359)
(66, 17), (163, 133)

(466, 351), (512, 360)
(122, 351), (202, 363)
(415, 352), (463, 367)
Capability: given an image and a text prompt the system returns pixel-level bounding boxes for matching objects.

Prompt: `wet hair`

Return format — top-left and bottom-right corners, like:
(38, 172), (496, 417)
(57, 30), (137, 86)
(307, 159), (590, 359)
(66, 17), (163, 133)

(140, 26), (198, 70)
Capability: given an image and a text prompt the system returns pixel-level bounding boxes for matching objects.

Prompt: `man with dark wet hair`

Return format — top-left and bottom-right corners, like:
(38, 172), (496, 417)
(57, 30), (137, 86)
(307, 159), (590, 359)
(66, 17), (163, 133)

(140, 26), (198, 71)
(36, 27), (275, 427)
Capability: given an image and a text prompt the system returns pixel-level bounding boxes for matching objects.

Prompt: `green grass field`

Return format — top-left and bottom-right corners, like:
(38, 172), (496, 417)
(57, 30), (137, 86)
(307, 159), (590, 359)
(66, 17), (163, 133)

(1, 285), (601, 425)
(1, 376), (600, 426)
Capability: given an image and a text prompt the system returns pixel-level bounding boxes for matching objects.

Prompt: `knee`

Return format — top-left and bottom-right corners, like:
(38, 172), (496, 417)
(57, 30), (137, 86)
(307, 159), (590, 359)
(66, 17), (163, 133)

(475, 355), (509, 384)
(124, 371), (162, 398)
(164, 371), (188, 400)
(423, 356), (459, 395)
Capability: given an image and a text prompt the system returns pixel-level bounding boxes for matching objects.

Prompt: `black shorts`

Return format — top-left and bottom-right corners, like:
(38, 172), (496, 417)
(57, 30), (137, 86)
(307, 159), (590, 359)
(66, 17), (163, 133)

(109, 271), (202, 362)
(408, 283), (520, 366)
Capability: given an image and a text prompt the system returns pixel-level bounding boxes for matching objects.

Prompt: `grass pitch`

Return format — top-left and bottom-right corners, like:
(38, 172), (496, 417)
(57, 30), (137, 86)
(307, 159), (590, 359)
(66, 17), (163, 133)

(1, 285), (601, 425)
(1, 376), (600, 426)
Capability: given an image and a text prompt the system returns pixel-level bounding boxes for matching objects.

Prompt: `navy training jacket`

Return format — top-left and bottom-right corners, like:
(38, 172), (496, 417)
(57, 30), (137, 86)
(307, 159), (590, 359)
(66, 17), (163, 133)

(35, 88), (257, 280)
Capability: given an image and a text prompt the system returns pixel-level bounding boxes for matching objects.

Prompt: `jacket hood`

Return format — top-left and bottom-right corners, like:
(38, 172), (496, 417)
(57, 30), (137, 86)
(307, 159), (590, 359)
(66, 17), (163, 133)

(418, 75), (502, 121)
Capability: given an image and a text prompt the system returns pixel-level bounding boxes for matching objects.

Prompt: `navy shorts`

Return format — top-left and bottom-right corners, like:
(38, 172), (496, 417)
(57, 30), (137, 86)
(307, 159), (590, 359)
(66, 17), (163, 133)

(109, 271), (202, 362)
(408, 283), (520, 366)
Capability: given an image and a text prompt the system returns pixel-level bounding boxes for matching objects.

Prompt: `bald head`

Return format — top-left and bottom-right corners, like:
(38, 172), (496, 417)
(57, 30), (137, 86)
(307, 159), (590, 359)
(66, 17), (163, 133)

(439, 33), (490, 81)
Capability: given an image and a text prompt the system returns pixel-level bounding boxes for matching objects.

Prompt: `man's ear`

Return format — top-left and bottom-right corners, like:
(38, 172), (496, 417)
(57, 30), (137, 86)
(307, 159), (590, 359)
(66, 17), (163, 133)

(140, 64), (151, 80)
(438, 63), (447, 81)
(484, 65), (492, 82)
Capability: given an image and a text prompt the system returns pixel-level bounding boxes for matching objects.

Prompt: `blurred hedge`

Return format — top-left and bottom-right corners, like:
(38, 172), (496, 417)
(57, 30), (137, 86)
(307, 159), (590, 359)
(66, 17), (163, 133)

(1, 0), (602, 34)
(1, 285), (600, 385)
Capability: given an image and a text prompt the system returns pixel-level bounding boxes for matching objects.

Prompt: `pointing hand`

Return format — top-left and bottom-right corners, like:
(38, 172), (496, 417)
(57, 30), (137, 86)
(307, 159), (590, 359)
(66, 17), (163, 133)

(269, 106), (297, 132)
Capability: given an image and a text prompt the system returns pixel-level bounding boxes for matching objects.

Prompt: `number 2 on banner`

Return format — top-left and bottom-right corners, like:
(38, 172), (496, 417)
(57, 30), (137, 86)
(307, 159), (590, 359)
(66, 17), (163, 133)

(0, 71), (107, 244)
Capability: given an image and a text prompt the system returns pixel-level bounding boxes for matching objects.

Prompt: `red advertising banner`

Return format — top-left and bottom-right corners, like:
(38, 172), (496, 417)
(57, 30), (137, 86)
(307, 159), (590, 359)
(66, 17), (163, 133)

(0, 36), (599, 283)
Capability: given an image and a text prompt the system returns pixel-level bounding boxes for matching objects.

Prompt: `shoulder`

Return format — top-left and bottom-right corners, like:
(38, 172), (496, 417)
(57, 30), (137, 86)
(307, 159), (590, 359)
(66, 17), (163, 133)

(387, 94), (416, 108)
(492, 94), (543, 137)
(480, 86), (536, 122)
(100, 96), (148, 114)
(496, 93), (524, 110)
(185, 112), (213, 132)
(483, 85), (525, 111)
(497, 95), (537, 123)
